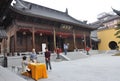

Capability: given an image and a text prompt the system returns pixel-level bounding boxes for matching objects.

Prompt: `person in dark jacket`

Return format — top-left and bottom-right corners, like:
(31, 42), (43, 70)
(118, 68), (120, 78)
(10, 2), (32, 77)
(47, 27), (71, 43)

(44, 47), (52, 70)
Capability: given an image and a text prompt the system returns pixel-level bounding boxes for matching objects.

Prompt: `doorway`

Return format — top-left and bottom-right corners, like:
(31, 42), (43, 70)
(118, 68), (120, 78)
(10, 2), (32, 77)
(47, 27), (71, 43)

(42, 43), (46, 53)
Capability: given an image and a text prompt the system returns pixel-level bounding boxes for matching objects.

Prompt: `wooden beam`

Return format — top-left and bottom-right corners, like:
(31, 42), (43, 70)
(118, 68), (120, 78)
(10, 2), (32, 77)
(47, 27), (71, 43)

(32, 27), (35, 49)
(73, 30), (76, 49)
(53, 28), (56, 50)
(84, 34), (86, 49)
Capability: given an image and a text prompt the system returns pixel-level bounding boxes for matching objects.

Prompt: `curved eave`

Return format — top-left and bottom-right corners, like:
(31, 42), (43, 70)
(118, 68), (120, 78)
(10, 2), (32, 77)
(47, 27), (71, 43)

(66, 14), (95, 30)
(112, 8), (120, 16)
(10, 6), (94, 30)
(0, 0), (13, 22)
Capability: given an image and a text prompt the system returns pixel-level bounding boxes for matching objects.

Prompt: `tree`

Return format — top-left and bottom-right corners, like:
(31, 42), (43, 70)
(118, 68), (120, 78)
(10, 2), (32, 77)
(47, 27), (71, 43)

(115, 22), (120, 44)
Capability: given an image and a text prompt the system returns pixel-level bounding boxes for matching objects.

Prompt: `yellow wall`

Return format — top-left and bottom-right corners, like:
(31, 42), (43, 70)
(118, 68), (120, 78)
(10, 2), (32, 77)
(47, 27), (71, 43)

(97, 28), (120, 50)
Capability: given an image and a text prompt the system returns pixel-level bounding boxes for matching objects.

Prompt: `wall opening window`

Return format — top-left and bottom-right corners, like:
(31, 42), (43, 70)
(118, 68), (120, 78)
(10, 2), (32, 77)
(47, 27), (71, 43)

(109, 41), (117, 50)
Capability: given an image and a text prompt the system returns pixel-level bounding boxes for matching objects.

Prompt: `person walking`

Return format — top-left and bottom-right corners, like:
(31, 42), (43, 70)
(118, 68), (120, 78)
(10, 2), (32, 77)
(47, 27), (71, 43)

(64, 43), (68, 55)
(44, 47), (52, 70)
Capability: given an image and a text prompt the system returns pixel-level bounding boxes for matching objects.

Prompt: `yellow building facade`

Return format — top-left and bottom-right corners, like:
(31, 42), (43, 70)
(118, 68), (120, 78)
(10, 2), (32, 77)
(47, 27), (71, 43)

(97, 28), (119, 50)
(92, 12), (120, 51)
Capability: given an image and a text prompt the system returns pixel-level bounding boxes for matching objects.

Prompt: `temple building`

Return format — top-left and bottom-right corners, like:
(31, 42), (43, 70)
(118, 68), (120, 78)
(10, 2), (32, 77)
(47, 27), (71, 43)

(0, 0), (96, 54)
(92, 12), (120, 50)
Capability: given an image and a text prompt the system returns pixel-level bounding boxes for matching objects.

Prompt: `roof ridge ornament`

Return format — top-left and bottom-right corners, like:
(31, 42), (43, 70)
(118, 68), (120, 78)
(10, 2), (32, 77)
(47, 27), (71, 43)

(65, 8), (68, 15)
(15, 0), (28, 10)
(112, 7), (120, 16)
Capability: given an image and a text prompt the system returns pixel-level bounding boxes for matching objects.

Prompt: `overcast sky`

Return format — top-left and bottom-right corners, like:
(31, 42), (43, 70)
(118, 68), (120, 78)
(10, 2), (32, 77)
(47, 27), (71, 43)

(23, 0), (120, 23)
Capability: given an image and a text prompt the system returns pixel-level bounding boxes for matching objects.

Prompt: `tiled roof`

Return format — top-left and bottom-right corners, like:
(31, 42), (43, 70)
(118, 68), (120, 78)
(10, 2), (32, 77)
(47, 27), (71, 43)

(102, 15), (120, 23)
(0, 0), (13, 22)
(0, 29), (7, 39)
(10, 0), (95, 29)
(91, 15), (120, 29)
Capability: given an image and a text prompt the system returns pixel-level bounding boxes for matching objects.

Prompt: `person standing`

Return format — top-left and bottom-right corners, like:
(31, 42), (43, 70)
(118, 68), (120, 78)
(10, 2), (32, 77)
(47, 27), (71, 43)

(64, 43), (68, 55)
(30, 48), (37, 63)
(44, 47), (52, 70)
(55, 47), (61, 59)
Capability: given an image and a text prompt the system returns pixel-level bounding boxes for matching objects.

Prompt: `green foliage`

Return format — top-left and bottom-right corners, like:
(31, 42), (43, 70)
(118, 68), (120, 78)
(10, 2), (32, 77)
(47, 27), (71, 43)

(115, 30), (120, 35)
(115, 22), (120, 44)
(115, 23), (120, 29)
(116, 36), (120, 38)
